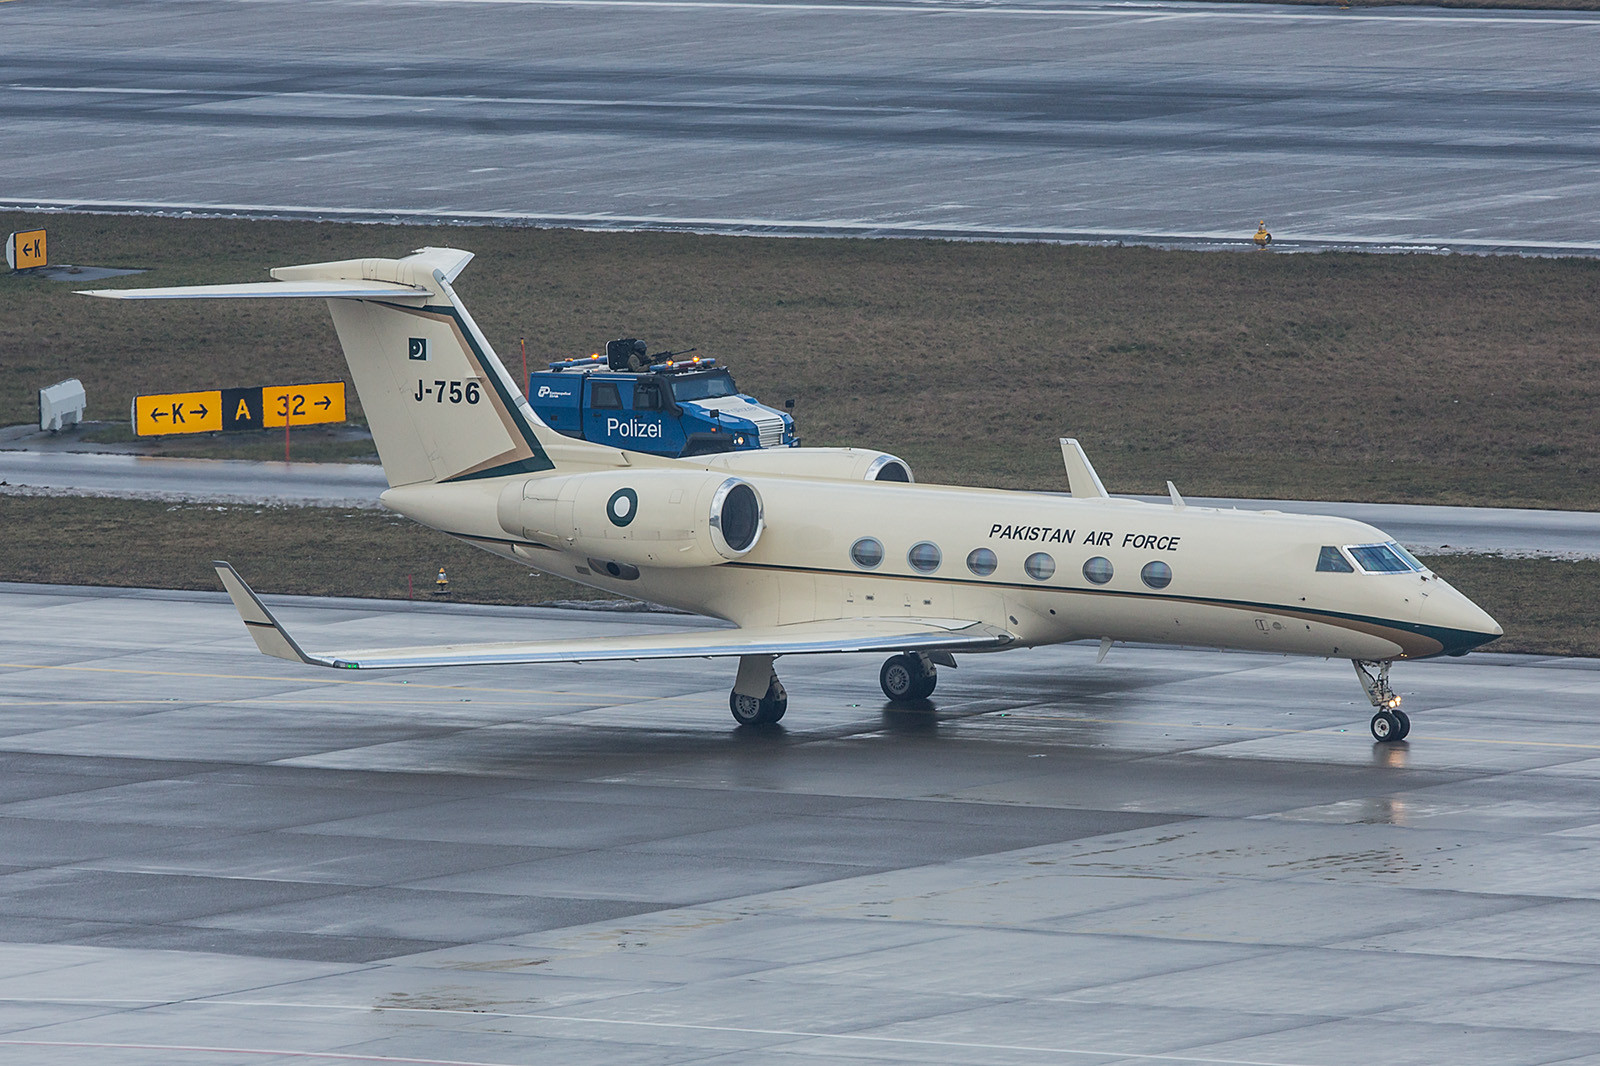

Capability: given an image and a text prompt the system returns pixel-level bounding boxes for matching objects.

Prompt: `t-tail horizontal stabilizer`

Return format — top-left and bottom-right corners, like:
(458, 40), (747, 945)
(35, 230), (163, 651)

(79, 280), (434, 301)
(212, 563), (1015, 671)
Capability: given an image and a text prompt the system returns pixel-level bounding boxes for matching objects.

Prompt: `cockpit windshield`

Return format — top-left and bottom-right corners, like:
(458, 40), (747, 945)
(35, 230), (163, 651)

(670, 372), (738, 401)
(1390, 541), (1428, 572)
(1347, 542), (1424, 574)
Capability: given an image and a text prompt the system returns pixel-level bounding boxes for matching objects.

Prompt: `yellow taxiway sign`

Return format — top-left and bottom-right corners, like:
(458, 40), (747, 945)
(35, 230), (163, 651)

(6, 229), (46, 271)
(263, 382), (345, 428)
(132, 382), (345, 436)
(132, 390), (222, 436)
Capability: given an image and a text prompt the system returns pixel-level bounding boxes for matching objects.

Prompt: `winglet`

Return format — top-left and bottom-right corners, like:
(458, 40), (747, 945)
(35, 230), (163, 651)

(1060, 438), (1110, 499)
(213, 562), (333, 666)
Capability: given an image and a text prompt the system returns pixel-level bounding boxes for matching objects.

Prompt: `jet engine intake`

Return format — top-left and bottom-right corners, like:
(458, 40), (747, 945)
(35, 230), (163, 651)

(708, 477), (763, 556)
(497, 471), (764, 568)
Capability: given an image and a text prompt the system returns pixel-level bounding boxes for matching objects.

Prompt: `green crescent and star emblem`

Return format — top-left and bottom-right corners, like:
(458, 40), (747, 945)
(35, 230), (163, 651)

(606, 488), (638, 527)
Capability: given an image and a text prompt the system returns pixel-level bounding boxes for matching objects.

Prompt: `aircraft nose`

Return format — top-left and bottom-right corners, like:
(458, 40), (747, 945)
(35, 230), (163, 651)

(1424, 578), (1502, 656)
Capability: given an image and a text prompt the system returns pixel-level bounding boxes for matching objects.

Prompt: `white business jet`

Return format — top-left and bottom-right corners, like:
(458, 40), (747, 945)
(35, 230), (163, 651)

(84, 247), (1501, 742)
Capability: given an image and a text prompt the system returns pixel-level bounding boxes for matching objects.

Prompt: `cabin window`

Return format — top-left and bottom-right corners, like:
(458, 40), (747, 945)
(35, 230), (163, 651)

(908, 542), (942, 573)
(1141, 560), (1172, 589)
(1024, 552), (1056, 581)
(850, 537), (884, 569)
(1317, 546), (1354, 573)
(1082, 556), (1113, 585)
(591, 382), (621, 409)
(966, 547), (997, 576)
(1348, 543), (1414, 574)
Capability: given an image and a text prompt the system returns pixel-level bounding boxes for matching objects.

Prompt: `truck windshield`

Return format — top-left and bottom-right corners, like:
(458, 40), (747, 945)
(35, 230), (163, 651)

(670, 372), (738, 401)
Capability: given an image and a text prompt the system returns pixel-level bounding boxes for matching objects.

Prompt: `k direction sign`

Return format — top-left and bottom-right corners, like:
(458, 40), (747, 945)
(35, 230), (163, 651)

(6, 229), (46, 271)
(132, 390), (222, 435)
(133, 382), (346, 437)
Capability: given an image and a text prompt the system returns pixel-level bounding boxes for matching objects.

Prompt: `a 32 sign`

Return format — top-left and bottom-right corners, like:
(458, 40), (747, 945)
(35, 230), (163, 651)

(262, 383), (346, 428)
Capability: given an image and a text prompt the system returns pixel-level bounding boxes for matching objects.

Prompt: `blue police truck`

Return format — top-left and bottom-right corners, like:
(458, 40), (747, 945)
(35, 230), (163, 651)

(527, 338), (798, 458)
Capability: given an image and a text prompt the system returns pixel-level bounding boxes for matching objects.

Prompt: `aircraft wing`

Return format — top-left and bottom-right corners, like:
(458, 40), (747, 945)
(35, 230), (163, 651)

(215, 562), (1014, 670)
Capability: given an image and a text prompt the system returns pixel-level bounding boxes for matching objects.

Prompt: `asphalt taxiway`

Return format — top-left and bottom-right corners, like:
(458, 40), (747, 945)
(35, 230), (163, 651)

(2, 581), (1600, 1064)
(3, 0), (1599, 251)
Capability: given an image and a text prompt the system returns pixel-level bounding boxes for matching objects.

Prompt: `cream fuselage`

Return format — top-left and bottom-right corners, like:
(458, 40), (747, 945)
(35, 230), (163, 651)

(383, 469), (1498, 663)
(83, 245), (1504, 725)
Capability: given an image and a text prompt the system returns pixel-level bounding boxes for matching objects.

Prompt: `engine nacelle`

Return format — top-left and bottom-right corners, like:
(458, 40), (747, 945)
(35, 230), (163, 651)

(701, 447), (913, 483)
(497, 470), (763, 570)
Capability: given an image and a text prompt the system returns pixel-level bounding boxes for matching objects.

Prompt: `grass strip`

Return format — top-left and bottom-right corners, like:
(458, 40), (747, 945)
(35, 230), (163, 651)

(1410, 553), (1600, 658)
(0, 495), (614, 607)
(4, 212), (1598, 510)
(1, 496), (1591, 657)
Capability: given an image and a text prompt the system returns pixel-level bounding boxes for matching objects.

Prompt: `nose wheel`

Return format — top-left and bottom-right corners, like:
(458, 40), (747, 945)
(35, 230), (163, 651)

(1354, 660), (1410, 742)
(1370, 707), (1410, 742)
(880, 652), (937, 702)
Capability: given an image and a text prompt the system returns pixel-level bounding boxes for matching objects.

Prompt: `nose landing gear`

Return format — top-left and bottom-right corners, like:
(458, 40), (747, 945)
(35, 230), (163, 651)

(880, 652), (937, 702)
(1354, 659), (1410, 742)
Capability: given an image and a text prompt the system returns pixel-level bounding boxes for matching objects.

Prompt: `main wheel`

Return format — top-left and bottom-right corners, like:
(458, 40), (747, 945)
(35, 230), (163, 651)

(730, 687), (786, 726)
(880, 654), (934, 702)
(1370, 710), (1401, 742)
(880, 655), (915, 701)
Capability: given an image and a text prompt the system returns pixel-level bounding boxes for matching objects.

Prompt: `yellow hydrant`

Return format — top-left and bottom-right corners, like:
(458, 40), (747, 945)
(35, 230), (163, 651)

(1253, 220), (1273, 249)
(434, 567), (450, 595)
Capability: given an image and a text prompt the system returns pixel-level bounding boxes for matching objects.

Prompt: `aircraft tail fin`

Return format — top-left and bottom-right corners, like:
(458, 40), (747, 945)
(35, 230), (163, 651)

(83, 247), (589, 488)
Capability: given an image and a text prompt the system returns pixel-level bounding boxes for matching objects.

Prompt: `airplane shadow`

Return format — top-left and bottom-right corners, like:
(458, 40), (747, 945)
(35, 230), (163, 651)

(880, 701), (939, 735)
(731, 721), (790, 742)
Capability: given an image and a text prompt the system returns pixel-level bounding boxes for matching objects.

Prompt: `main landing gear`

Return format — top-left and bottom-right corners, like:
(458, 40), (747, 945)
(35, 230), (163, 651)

(880, 652), (937, 702)
(1354, 659), (1410, 742)
(729, 653), (787, 726)
(726, 651), (946, 725)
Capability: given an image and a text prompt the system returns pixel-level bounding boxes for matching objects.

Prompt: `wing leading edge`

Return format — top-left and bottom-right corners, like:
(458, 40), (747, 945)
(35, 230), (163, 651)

(214, 562), (1014, 670)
